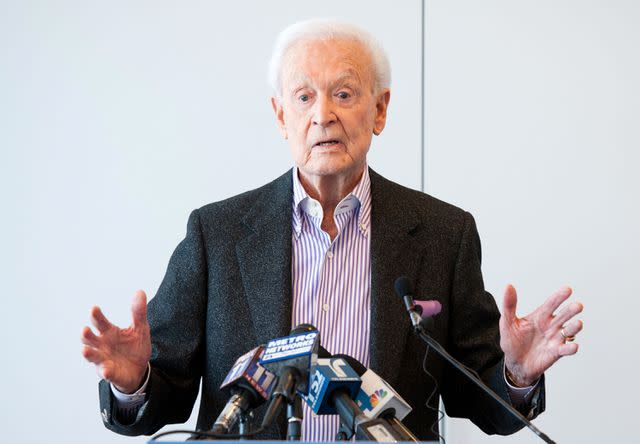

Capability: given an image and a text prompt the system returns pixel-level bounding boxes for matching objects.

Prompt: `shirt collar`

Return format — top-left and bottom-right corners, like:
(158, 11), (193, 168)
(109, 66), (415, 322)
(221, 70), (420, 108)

(292, 166), (371, 238)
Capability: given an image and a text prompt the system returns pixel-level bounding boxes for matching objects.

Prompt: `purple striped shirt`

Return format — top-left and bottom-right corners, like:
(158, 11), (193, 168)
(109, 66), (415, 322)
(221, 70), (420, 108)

(291, 166), (372, 441)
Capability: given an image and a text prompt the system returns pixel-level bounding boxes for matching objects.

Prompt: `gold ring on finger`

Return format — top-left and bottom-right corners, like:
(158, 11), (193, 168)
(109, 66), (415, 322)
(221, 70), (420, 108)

(561, 327), (576, 342)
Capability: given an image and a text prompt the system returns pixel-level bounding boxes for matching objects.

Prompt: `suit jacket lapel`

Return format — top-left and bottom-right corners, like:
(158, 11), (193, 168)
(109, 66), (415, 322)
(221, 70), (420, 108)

(369, 169), (426, 385)
(236, 171), (294, 345)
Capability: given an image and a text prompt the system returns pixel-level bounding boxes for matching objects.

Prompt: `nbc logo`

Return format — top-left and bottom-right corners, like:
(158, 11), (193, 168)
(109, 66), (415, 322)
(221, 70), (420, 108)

(370, 389), (388, 407)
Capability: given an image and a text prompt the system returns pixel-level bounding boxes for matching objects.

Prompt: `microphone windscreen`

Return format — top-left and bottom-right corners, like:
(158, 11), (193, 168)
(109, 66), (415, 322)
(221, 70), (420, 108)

(414, 300), (442, 318)
(291, 323), (317, 334)
(394, 276), (413, 297)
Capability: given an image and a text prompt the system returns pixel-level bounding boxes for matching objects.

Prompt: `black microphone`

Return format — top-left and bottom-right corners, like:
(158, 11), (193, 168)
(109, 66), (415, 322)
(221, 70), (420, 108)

(394, 276), (556, 444)
(210, 346), (276, 434)
(259, 324), (320, 433)
(394, 277), (442, 329)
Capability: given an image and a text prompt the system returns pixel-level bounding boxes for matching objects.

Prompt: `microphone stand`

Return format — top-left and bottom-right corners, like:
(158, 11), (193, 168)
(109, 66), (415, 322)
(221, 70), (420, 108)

(286, 395), (303, 440)
(238, 410), (252, 440)
(412, 323), (555, 444)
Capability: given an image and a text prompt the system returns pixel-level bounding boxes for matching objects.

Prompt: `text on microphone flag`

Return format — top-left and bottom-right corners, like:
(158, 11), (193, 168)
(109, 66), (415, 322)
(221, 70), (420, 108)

(261, 331), (319, 362)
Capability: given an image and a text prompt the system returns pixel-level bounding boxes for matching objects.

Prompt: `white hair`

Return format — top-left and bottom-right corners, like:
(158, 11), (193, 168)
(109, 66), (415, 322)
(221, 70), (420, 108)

(268, 18), (391, 98)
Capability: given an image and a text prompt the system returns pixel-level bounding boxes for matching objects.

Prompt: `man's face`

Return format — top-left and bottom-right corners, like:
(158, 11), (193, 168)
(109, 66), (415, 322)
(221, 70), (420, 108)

(272, 38), (390, 182)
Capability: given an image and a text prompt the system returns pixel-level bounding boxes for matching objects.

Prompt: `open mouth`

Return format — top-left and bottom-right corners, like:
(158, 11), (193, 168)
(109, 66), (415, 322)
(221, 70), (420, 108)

(314, 140), (342, 148)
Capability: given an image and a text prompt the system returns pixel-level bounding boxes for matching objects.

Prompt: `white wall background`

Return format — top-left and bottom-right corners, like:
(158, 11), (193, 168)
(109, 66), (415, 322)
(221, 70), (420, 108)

(2, 1), (638, 443)
(426, 1), (640, 442)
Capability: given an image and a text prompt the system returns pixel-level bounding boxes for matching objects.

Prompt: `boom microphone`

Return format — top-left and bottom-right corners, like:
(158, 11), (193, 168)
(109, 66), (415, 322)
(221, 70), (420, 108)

(395, 276), (556, 444)
(394, 277), (442, 328)
(211, 346), (276, 434)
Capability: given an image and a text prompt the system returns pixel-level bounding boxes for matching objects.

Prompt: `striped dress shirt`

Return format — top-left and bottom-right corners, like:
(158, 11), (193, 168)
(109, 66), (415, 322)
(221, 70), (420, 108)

(291, 166), (372, 442)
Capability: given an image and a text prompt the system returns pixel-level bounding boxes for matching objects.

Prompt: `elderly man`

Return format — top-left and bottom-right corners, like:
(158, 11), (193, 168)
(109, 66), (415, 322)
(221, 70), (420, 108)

(81, 19), (583, 441)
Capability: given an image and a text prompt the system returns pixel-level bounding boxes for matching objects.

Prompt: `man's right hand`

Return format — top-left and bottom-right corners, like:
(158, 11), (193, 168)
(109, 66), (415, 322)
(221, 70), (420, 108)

(81, 290), (152, 394)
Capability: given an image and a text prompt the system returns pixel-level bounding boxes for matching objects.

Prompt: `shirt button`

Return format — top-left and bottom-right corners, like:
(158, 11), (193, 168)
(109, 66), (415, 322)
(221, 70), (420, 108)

(326, 251), (334, 259)
(322, 303), (330, 312)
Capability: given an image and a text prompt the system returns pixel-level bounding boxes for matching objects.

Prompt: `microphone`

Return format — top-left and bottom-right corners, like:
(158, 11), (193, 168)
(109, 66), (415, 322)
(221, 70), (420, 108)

(259, 325), (320, 431)
(394, 277), (442, 328)
(334, 354), (418, 442)
(304, 357), (362, 415)
(395, 276), (556, 444)
(413, 299), (442, 318)
(303, 356), (406, 442)
(210, 346), (276, 434)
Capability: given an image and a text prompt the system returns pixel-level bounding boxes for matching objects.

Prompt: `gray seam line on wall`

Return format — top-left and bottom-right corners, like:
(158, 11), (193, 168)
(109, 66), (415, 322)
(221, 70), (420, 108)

(421, 0), (426, 194)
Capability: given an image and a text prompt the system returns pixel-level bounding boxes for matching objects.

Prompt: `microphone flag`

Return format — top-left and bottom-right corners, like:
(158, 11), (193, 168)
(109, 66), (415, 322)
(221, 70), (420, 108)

(304, 357), (362, 415)
(355, 369), (412, 420)
(260, 329), (320, 394)
(220, 346), (276, 401)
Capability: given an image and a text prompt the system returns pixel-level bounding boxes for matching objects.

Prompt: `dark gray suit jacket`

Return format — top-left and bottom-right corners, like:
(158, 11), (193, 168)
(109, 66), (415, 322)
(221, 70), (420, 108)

(98, 168), (544, 440)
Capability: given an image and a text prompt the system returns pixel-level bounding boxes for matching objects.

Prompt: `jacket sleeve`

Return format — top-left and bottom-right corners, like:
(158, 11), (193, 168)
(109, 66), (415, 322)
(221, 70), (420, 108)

(98, 209), (208, 436)
(440, 212), (545, 435)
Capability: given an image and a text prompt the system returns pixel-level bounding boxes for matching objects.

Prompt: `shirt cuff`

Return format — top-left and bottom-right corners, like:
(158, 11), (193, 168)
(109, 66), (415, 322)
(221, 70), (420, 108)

(110, 363), (151, 409)
(503, 362), (539, 406)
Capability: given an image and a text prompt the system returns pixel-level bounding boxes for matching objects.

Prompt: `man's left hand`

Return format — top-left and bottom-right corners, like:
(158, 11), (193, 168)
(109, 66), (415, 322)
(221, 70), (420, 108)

(499, 284), (584, 387)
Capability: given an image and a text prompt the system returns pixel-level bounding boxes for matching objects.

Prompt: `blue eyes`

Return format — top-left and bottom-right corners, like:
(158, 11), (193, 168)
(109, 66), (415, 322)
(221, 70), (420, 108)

(336, 91), (350, 99)
(299, 94), (310, 103)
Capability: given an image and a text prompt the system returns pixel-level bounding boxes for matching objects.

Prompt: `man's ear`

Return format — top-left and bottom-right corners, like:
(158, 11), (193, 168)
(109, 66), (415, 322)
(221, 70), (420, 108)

(373, 89), (391, 136)
(271, 96), (288, 139)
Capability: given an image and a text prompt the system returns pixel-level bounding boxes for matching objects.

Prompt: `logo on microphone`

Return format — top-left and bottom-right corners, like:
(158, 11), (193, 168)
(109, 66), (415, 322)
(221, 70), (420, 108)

(306, 368), (326, 406)
(357, 387), (388, 411)
(370, 389), (388, 407)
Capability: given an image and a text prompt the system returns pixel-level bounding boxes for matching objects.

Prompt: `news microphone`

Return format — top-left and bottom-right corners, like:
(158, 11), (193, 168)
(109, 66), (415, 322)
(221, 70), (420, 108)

(210, 345), (276, 434)
(259, 324), (320, 431)
(394, 277), (442, 329)
(345, 360), (412, 421)
(395, 276), (556, 444)
(304, 357), (362, 415)
(303, 356), (405, 442)
(334, 354), (417, 442)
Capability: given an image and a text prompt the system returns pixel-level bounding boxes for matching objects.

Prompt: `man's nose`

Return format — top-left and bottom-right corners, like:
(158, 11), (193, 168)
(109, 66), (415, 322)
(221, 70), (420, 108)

(312, 96), (336, 127)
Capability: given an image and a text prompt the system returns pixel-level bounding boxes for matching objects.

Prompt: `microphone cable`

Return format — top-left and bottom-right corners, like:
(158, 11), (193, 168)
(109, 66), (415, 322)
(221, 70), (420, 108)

(422, 344), (446, 444)
(151, 425), (266, 441)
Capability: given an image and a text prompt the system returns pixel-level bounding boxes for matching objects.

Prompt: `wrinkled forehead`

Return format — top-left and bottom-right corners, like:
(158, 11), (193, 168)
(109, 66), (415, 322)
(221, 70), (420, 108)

(280, 38), (375, 92)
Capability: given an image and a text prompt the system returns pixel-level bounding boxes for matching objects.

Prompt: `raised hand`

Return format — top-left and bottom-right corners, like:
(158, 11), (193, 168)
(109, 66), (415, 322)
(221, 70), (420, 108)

(499, 285), (584, 387)
(81, 290), (152, 394)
